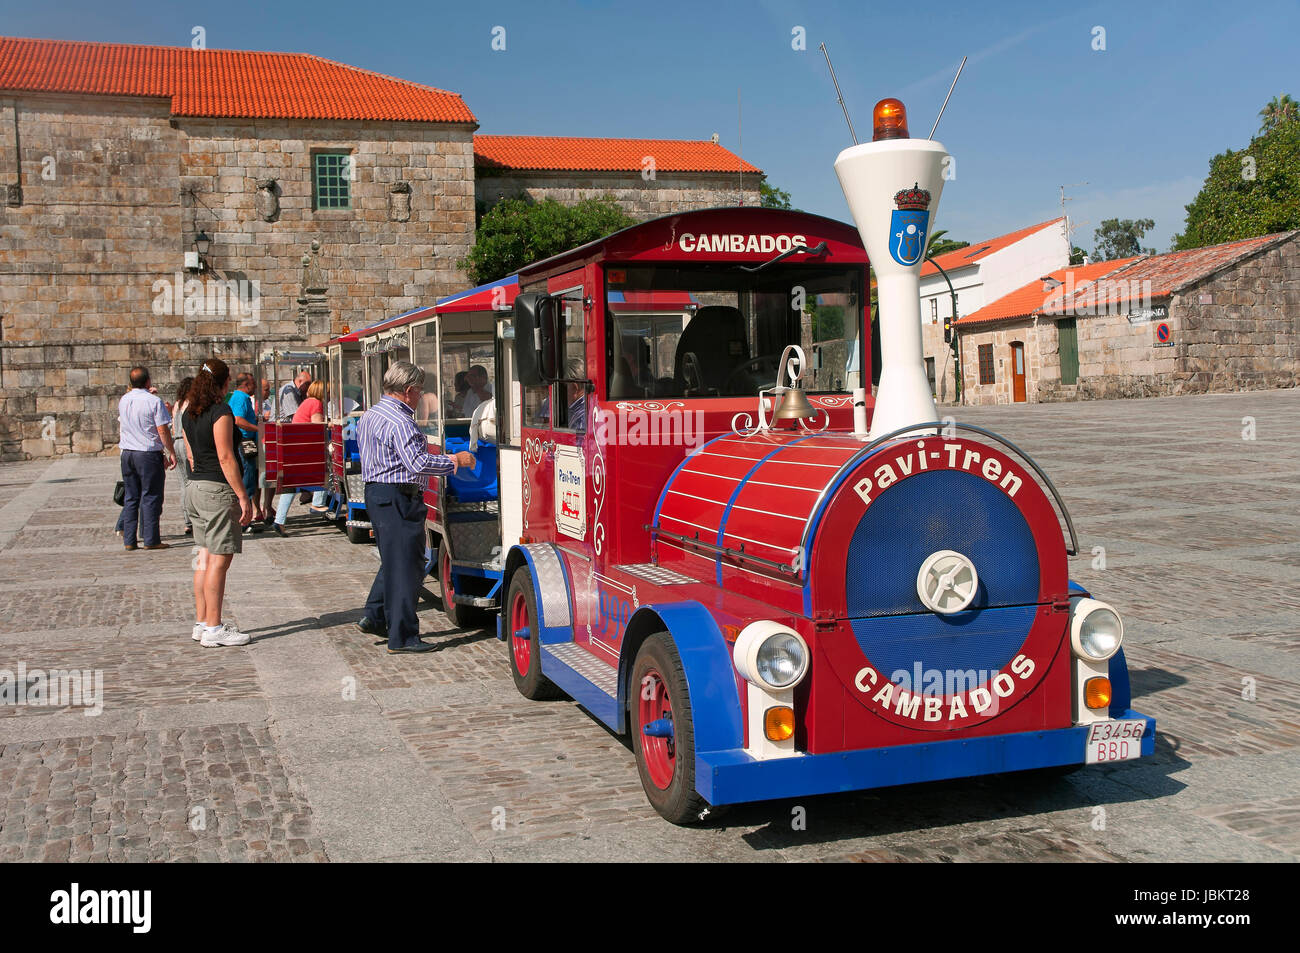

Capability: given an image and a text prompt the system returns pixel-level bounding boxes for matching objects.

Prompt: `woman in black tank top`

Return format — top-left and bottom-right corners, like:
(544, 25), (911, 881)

(184, 400), (241, 482)
(181, 358), (254, 648)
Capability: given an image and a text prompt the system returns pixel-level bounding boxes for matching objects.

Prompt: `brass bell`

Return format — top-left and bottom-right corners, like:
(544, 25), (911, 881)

(774, 385), (816, 420)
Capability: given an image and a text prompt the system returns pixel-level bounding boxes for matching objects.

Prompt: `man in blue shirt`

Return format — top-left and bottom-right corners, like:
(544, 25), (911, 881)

(117, 366), (177, 550)
(227, 373), (264, 528)
(356, 361), (474, 653)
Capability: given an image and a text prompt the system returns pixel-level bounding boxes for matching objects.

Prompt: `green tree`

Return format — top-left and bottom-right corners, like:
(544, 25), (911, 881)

(1093, 218), (1156, 261)
(760, 180), (793, 209)
(1070, 245), (1088, 265)
(1258, 93), (1298, 134)
(463, 195), (635, 285)
(1172, 116), (1300, 250)
(925, 228), (968, 258)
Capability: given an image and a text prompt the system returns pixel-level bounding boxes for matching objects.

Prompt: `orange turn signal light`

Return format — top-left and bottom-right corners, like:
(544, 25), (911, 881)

(1085, 677), (1112, 710)
(872, 98), (910, 141)
(764, 706), (795, 742)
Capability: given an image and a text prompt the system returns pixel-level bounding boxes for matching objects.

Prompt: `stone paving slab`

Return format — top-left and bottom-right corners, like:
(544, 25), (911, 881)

(0, 388), (1297, 862)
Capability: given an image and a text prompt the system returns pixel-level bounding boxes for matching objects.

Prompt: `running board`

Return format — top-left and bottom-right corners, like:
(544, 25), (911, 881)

(540, 642), (620, 730)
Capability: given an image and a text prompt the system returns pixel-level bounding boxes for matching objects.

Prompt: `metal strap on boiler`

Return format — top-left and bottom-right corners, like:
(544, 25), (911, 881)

(795, 421), (1081, 561)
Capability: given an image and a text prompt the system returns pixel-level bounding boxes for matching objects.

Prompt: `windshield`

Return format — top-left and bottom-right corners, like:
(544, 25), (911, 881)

(605, 264), (862, 399)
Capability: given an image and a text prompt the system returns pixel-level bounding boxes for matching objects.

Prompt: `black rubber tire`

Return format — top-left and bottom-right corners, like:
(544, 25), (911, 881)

(345, 522), (371, 544)
(504, 571), (563, 700)
(630, 633), (711, 825)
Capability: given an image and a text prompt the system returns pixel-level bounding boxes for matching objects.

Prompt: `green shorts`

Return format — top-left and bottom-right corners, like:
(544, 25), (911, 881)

(185, 480), (243, 556)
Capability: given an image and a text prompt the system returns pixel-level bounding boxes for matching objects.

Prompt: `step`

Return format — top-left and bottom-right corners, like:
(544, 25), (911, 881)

(540, 642), (620, 729)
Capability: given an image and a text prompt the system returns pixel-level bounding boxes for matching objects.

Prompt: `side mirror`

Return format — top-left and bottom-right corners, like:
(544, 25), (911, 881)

(513, 293), (557, 386)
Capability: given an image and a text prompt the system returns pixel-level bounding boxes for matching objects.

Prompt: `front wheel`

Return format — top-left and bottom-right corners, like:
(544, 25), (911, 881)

(504, 571), (562, 700)
(630, 634), (711, 825)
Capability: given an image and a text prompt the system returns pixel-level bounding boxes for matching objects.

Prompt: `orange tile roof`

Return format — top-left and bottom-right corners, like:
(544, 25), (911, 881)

(0, 35), (476, 123)
(474, 135), (761, 174)
(956, 259), (1138, 327)
(1064, 232), (1293, 310)
(922, 218), (1063, 277)
(956, 230), (1298, 327)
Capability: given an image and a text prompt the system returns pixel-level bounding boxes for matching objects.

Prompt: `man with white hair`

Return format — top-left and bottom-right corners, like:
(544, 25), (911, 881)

(355, 361), (475, 653)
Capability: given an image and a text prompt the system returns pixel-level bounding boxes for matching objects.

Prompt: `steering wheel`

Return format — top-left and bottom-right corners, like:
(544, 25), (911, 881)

(723, 353), (783, 392)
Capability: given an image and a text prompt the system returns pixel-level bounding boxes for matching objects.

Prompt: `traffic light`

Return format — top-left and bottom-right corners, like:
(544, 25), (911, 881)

(943, 313), (952, 344)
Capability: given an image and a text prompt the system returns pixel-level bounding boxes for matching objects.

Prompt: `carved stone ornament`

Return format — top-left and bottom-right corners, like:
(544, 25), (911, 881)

(388, 181), (411, 222)
(255, 178), (279, 222)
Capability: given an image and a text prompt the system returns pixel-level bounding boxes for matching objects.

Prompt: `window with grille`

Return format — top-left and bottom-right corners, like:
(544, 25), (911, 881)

(978, 343), (995, 385)
(313, 152), (352, 210)
(930, 298), (938, 322)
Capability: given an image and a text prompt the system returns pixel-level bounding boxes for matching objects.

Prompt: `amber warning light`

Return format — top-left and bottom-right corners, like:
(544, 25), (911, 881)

(872, 98), (910, 141)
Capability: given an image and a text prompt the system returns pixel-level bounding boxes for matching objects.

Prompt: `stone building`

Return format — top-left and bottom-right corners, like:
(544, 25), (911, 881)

(473, 135), (761, 220)
(932, 231), (1300, 405)
(0, 37), (763, 459)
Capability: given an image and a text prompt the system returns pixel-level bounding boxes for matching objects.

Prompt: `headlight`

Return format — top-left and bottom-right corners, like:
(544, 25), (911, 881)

(733, 621), (809, 690)
(1070, 597), (1124, 661)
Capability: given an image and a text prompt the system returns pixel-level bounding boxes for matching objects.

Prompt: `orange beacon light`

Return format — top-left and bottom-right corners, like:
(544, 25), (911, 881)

(872, 98), (910, 140)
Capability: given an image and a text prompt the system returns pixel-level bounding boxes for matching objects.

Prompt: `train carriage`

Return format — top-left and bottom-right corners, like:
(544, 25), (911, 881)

(254, 349), (331, 507)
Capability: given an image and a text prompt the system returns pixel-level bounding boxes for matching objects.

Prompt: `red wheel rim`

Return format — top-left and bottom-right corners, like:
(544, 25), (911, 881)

(510, 588), (530, 676)
(638, 668), (675, 789)
(441, 548), (455, 604)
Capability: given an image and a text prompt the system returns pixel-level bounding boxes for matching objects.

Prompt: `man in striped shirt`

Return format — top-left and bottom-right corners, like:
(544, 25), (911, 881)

(357, 361), (474, 653)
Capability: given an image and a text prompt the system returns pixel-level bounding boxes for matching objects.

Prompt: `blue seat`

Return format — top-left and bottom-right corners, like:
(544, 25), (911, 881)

(444, 436), (498, 502)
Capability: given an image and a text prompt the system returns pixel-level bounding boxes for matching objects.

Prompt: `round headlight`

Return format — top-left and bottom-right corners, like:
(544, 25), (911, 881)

(733, 621), (810, 690)
(1070, 598), (1124, 661)
(756, 633), (806, 689)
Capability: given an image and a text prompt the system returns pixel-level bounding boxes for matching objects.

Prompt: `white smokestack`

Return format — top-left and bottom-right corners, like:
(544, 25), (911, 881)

(834, 137), (950, 439)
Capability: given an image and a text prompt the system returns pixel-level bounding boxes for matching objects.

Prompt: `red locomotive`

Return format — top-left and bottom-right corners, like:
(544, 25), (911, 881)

(314, 99), (1154, 823)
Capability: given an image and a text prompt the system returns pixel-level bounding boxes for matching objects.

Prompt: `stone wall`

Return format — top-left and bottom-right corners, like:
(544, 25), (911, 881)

(0, 92), (476, 459)
(953, 320), (1039, 406)
(1039, 233), (1299, 401)
(921, 320), (960, 403)
(476, 168), (762, 221)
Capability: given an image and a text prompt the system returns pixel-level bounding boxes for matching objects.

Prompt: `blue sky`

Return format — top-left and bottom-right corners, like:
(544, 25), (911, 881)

(7, 0), (1296, 253)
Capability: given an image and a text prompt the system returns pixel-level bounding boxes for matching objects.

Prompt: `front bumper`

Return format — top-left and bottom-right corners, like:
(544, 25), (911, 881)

(696, 709), (1155, 806)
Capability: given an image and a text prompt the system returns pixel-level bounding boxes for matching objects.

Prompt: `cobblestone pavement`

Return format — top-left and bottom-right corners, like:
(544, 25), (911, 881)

(1, 389), (1297, 862)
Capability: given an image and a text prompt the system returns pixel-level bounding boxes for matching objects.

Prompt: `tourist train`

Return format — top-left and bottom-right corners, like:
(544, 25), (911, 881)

(255, 100), (1154, 823)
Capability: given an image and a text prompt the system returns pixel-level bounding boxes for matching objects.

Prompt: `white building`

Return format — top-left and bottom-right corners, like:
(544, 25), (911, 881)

(920, 218), (1069, 326)
(918, 218), (1068, 401)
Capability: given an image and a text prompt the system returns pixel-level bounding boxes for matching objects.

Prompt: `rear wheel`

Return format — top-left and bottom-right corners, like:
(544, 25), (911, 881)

(345, 522), (370, 544)
(630, 634), (710, 825)
(438, 539), (484, 629)
(504, 571), (562, 700)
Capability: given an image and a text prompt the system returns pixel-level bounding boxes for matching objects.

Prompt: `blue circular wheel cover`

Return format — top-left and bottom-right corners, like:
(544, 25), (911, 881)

(844, 470), (1039, 678)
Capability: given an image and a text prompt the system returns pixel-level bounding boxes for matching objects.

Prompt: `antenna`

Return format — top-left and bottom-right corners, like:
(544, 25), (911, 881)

(1060, 182), (1089, 252)
(819, 43), (857, 144)
(929, 56), (967, 139)
(738, 87), (743, 206)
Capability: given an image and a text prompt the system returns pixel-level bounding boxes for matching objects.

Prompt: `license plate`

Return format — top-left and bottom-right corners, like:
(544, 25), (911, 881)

(1085, 718), (1148, 764)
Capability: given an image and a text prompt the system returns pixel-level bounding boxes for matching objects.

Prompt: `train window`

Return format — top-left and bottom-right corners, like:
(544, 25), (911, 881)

(328, 349), (342, 418)
(441, 341), (495, 424)
(605, 264), (862, 398)
(412, 322), (439, 436)
(554, 289), (587, 433)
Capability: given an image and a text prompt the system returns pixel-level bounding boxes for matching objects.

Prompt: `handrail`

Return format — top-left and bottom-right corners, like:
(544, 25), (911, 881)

(797, 421), (1080, 558)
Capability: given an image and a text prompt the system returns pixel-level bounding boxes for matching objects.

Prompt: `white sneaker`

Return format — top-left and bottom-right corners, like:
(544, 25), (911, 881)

(200, 624), (251, 647)
(192, 623), (204, 642)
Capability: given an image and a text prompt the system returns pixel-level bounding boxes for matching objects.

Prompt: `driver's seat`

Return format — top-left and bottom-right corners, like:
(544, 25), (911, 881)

(672, 306), (748, 395)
